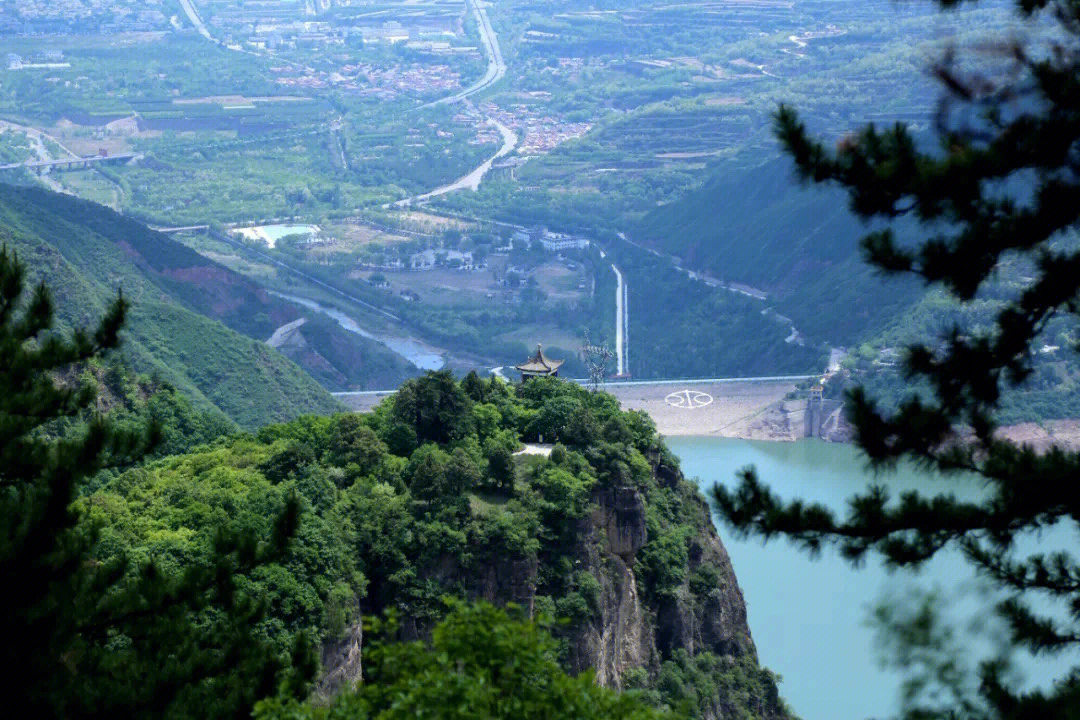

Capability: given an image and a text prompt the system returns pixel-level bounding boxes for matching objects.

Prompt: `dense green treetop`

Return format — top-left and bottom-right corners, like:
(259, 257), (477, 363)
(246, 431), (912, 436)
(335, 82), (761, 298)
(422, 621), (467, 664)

(88, 370), (665, 645)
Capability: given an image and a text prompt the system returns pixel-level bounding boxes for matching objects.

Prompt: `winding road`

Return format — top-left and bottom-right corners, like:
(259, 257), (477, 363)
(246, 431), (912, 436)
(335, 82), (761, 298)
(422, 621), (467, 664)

(425, 0), (506, 107)
(388, 0), (514, 206)
(177, 0), (511, 206)
(177, 0), (213, 42)
(389, 118), (516, 207)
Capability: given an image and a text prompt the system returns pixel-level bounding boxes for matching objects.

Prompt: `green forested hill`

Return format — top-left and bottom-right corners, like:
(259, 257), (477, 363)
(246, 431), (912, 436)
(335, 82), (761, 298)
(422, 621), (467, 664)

(0, 184), (343, 428)
(85, 371), (790, 719)
(633, 156), (923, 346)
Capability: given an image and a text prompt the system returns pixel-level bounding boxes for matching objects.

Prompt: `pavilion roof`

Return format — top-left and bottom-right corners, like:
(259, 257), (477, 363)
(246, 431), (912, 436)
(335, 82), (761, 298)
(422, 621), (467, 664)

(515, 344), (564, 373)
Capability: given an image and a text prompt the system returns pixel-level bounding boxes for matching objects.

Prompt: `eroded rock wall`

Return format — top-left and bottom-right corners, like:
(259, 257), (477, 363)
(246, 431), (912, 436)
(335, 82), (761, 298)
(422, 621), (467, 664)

(318, 451), (786, 719)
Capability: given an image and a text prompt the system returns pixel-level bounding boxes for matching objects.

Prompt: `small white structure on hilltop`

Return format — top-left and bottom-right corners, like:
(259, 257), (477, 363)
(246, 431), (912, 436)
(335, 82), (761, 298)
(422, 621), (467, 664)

(7, 54), (23, 70)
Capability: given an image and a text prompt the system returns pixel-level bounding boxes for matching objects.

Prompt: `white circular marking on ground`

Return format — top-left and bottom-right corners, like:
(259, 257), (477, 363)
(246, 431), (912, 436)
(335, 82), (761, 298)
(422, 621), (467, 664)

(665, 390), (714, 409)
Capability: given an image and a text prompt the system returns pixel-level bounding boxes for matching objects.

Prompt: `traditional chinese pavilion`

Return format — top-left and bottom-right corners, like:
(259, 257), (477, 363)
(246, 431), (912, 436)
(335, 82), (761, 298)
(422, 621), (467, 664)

(515, 344), (564, 382)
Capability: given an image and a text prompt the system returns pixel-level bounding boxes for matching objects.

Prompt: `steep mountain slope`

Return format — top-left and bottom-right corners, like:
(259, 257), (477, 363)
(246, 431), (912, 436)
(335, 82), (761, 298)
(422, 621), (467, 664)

(633, 156), (922, 346)
(3, 185), (418, 390)
(0, 183), (345, 428)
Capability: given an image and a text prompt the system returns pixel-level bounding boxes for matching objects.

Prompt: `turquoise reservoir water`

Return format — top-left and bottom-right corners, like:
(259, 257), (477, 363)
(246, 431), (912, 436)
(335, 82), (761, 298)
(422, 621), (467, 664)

(666, 436), (1074, 720)
(261, 224), (318, 242)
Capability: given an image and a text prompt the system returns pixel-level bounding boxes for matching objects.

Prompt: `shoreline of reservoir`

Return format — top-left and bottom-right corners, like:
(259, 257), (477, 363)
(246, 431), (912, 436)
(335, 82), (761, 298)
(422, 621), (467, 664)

(610, 381), (1080, 451)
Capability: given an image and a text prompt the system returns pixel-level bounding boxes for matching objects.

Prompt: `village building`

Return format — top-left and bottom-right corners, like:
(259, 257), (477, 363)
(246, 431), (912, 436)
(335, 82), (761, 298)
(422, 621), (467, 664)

(540, 231), (590, 252)
(515, 344), (563, 382)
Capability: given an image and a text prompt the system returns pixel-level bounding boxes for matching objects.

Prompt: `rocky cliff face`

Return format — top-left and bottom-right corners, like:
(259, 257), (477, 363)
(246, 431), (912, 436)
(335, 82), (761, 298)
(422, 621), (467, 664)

(568, 484), (652, 687)
(314, 620), (363, 700)
(319, 451), (786, 719)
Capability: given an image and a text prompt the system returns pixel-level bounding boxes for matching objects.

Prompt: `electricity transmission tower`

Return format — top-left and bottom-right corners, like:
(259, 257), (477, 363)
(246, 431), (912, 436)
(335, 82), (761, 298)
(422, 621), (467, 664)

(581, 331), (613, 391)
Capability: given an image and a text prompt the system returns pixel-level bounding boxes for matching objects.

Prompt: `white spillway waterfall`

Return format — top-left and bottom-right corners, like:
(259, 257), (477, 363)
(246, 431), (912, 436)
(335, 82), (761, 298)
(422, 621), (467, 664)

(612, 263), (626, 376)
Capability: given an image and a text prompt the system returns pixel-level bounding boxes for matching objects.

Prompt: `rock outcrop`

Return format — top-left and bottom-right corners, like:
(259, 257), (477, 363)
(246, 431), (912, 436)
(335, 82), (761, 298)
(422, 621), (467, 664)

(645, 453), (756, 663)
(595, 486), (648, 560)
(469, 553), (539, 614)
(569, 485), (653, 687)
(315, 619), (363, 700)
(561, 454), (782, 718)
(317, 450), (787, 719)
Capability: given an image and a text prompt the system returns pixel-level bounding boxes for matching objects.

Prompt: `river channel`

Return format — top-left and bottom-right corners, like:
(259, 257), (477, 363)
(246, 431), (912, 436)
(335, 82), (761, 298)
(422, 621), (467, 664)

(270, 291), (446, 371)
(667, 436), (1075, 720)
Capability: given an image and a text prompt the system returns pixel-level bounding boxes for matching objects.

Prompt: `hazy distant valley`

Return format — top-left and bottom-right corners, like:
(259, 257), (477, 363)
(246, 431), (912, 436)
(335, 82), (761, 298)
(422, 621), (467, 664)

(3, 0), (1077, 434)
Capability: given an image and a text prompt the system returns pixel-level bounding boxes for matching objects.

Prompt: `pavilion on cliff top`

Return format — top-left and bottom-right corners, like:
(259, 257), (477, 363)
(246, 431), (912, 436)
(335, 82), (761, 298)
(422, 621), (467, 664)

(515, 344), (563, 382)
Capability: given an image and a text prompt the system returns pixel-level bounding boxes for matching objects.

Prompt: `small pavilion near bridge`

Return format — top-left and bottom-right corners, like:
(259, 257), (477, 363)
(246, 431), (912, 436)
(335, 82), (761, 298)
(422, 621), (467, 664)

(515, 344), (564, 382)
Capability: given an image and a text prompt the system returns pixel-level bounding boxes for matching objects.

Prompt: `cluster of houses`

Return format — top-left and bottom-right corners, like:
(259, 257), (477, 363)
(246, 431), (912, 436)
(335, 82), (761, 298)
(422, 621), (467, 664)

(359, 228), (591, 273)
(354, 224), (593, 308)
(481, 102), (594, 157)
(5, 0), (168, 34)
(499, 228), (590, 253)
(208, 2), (470, 57)
(357, 226), (592, 296)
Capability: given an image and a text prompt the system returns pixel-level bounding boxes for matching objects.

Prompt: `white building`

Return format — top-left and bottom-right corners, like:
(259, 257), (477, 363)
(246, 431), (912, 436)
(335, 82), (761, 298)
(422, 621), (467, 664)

(411, 248), (474, 269)
(540, 231), (590, 252)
